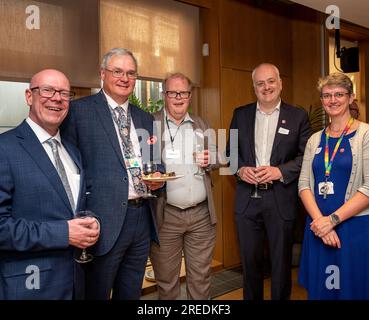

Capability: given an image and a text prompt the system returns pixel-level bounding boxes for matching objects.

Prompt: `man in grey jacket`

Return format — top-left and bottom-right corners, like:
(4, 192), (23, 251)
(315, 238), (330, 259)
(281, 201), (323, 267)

(150, 72), (217, 300)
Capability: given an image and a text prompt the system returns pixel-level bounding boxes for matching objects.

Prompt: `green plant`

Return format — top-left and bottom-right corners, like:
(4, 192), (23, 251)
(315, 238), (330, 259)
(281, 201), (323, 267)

(298, 104), (327, 134)
(307, 104), (327, 133)
(129, 91), (163, 114)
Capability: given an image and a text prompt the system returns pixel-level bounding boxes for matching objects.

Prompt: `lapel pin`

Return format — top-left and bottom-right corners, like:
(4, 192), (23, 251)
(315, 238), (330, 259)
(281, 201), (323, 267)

(340, 148), (345, 153)
(147, 135), (158, 145)
(282, 119), (286, 124)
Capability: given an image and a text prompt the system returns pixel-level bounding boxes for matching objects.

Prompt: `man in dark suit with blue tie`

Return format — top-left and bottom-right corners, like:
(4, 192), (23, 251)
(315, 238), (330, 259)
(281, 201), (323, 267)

(61, 48), (163, 300)
(0, 69), (100, 300)
(229, 63), (310, 300)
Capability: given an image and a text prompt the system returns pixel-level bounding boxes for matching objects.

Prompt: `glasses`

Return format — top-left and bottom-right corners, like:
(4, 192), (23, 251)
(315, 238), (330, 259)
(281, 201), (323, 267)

(105, 68), (138, 79)
(30, 86), (75, 101)
(321, 92), (350, 101)
(254, 78), (278, 88)
(165, 91), (191, 99)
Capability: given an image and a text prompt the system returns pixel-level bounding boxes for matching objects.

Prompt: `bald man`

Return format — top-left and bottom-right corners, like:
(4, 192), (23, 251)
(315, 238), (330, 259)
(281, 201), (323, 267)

(228, 63), (310, 300)
(0, 69), (100, 300)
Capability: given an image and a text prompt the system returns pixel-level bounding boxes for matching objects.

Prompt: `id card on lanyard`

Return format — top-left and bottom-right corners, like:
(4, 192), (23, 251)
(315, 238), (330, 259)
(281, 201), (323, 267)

(320, 117), (354, 199)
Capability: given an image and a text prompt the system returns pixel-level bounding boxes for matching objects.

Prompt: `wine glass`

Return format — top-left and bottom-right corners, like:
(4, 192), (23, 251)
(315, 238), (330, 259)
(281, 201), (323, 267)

(194, 144), (205, 176)
(250, 167), (261, 199)
(142, 162), (157, 198)
(250, 184), (261, 198)
(74, 210), (95, 264)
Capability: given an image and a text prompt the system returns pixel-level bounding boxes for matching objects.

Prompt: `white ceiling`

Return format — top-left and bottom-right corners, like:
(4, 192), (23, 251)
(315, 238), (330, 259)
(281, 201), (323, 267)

(289, 0), (369, 29)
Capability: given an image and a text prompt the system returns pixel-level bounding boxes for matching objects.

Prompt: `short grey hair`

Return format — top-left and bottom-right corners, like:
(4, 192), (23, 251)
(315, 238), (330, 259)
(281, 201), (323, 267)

(251, 63), (281, 84)
(100, 48), (138, 71)
(163, 72), (193, 92)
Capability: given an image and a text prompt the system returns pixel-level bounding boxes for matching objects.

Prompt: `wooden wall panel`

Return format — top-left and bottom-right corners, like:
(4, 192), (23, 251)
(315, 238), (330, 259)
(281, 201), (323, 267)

(219, 0), (293, 77)
(291, 5), (323, 110)
(200, 4), (223, 263)
(359, 40), (369, 122)
(220, 67), (254, 267)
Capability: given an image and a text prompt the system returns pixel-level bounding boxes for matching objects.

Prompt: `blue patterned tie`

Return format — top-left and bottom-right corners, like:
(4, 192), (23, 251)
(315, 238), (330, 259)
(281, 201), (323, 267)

(114, 106), (146, 196)
(46, 138), (76, 211)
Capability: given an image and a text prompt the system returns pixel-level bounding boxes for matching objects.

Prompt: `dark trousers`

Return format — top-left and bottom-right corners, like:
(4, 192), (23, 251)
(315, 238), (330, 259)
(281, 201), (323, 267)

(84, 202), (151, 300)
(236, 189), (294, 300)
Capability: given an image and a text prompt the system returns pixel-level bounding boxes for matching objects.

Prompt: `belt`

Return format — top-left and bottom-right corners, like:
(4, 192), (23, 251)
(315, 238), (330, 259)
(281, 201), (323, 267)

(128, 198), (147, 208)
(167, 200), (207, 211)
(257, 183), (273, 190)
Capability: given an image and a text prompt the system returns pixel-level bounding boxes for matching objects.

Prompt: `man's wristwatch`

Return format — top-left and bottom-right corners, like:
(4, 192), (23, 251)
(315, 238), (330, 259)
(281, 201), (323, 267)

(329, 213), (341, 226)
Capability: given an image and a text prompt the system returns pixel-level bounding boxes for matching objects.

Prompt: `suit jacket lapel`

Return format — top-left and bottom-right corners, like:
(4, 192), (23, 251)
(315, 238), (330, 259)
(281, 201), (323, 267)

(130, 104), (144, 130)
(93, 91), (126, 169)
(63, 141), (84, 212)
(248, 104), (257, 164)
(191, 115), (209, 150)
(156, 110), (166, 158)
(271, 102), (288, 158)
(16, 121), (73, 214)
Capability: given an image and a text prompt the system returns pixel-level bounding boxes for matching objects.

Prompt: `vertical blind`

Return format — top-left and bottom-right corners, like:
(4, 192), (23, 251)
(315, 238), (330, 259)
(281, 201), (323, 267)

(100, 0), (200, 84)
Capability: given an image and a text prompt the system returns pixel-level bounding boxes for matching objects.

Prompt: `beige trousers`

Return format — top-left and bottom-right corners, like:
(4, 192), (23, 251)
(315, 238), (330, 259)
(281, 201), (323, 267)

(150, 201), (216, 300)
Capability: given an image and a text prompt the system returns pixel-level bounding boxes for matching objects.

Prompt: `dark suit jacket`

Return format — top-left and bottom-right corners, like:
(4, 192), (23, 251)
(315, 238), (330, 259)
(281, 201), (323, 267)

(152, 110), (217, 230)
(61, 90), (159, 256)
(229, 102), (310, 220)
(0, 121), (85, 300)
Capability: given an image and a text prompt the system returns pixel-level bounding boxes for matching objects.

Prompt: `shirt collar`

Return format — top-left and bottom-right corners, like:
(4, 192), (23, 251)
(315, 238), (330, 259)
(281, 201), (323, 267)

(103, 89), (129, 112)
(164, 108), (194, 125)
(26, 117), (61, 144)
(256, 100), (281, 115)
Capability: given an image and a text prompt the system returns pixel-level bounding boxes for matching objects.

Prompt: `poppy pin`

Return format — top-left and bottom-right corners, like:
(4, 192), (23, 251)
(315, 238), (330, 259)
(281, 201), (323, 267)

(147, 135), (158, 145)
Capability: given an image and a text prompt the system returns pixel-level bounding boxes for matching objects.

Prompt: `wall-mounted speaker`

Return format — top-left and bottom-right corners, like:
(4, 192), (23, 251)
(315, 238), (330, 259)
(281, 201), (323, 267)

(340, 47), (359, 73)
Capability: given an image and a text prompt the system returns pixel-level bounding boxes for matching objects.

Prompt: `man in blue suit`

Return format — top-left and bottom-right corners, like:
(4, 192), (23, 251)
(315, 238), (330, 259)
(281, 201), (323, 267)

(61, 48), (163, 300)
(0, 69), (100, 300)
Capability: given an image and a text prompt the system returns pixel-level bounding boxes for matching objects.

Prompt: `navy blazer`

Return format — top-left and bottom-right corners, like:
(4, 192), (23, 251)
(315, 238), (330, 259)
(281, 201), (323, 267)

(229, 102), (311, 220)
(61, 91), (160, 256)
(0, 121), (85, 300)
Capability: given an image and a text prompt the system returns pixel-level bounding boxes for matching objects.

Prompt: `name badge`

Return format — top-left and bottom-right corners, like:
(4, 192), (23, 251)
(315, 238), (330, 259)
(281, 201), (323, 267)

(318, 181), (334, 196)
(278, 127), (289, 135)
(125, 158), (141, 169)
(166, 149), (180, 159)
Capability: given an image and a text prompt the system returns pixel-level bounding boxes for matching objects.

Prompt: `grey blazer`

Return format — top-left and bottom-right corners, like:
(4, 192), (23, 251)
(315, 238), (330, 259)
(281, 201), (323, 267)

(152, 109), (217, 229)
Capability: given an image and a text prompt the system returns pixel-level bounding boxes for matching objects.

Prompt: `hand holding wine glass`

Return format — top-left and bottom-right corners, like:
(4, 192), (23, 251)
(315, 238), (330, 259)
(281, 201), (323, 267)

(73, 210), (98, 263)
(142, 161), (158, 198)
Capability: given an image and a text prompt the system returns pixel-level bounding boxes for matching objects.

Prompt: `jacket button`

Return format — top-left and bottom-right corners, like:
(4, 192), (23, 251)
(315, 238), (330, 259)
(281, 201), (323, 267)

(122, 202), (127, 206)
(124, 177), (128, 181)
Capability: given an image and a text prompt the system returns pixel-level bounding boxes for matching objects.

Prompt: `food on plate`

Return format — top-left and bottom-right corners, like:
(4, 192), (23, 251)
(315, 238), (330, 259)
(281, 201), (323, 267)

(142, 172), (176, 179)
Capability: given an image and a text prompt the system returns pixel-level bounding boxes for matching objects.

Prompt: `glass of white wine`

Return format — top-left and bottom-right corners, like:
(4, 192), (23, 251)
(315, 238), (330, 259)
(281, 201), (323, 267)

(74, 210), (95, 264)
(193, 144), (205, 176)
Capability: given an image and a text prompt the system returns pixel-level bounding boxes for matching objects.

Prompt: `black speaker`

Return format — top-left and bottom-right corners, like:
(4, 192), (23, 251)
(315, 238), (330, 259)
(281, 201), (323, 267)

(340, 47), (359, 73)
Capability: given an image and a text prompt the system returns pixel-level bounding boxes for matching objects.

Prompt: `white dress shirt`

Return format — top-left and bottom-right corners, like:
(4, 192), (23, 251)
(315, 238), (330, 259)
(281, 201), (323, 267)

(163, 109), (207, 209)
(254, 100), (281, 166)
(103, 90), (142, 200)
(26, 117), (80, 209)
